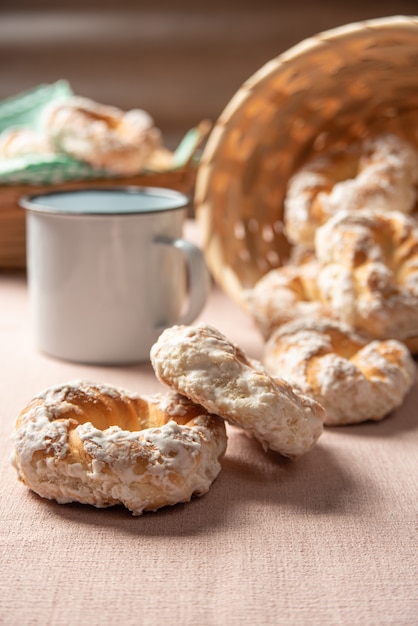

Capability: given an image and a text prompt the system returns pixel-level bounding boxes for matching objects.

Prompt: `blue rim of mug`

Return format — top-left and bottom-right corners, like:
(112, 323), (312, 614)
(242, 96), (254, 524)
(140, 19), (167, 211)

(18, 186), (190, 216)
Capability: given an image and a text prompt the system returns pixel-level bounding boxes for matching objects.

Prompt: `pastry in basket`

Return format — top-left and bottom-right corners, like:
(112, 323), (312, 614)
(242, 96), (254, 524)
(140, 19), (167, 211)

(262, 318), (416, 426)
(151, 322), (325, 459)
(246, 207), (418, 350)
(42, 96), (162, 175)
(0, 127), (54, 158)
(284, 133), (418, 247)
(12, 381), (227, 516)
(315, 208), (418, 351)
(244, 256), (334, 339)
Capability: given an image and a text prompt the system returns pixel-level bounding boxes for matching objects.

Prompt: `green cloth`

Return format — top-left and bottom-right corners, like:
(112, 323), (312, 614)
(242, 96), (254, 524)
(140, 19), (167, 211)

(0, 154), (107, 185)
(0, 80), (73, 133)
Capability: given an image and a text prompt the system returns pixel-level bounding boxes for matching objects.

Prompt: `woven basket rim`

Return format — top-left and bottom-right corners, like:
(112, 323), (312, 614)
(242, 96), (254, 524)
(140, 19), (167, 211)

(206, 14), (418, 144)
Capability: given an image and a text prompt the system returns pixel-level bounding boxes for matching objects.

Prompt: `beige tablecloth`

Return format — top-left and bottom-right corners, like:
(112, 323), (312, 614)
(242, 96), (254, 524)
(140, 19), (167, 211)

(1, 225), (417, 625)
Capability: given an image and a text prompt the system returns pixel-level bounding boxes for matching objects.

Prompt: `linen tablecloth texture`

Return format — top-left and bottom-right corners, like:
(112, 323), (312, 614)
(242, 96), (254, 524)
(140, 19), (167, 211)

(1, 237), (417, 625)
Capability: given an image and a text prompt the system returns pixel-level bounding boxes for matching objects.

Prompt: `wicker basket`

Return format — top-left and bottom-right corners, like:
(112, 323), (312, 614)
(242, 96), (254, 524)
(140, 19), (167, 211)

(195, 15), (418, 306)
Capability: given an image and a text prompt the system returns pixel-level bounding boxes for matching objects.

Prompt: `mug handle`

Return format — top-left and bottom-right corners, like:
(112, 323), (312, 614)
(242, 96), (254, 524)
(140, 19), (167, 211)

(155, 236), (211, 325)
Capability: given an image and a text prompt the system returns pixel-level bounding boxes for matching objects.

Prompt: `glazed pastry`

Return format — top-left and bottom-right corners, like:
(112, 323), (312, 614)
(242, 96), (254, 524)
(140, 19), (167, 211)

(284, 133), (418, 246)
(262, 318), (416, 426)
(12, 381), (227, 515)
(245, 257), (334, 339)
(42, 96), (162, 174)
(315, 208), (418, 350)
(151, 323), (325, 458)
(0, 127), (54, 158)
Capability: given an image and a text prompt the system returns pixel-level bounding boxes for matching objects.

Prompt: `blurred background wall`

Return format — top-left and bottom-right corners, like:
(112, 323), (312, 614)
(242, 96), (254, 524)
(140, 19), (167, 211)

(1, 0), (417, 147)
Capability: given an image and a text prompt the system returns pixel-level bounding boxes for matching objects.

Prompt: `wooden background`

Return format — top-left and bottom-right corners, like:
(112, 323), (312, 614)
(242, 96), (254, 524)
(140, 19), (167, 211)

(1, 0), (417, 147)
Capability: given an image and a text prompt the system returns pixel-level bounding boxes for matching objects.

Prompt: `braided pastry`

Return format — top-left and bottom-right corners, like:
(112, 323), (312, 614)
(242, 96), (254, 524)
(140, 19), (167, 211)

(42, 96), (162, 175)
(0, 127), (54, 158)
(263, 319), (416, 426)
(245, 257), (334, 339)
(150, 323), (325, 458)
(284, 133), (418, 246)
(315, 208), (418, 350)
(12, 381), (227, 515)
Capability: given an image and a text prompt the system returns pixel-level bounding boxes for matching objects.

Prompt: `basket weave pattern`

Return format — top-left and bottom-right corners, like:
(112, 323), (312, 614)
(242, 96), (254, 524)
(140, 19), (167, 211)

(195, 16), (418, 305)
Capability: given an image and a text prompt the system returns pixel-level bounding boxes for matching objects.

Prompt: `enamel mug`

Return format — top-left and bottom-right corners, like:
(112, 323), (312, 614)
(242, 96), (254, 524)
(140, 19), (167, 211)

(20, 186), (210, 364)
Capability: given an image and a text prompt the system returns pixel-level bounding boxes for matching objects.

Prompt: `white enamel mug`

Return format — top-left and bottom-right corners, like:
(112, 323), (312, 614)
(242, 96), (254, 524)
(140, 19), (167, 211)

(20, 187), (210, 364)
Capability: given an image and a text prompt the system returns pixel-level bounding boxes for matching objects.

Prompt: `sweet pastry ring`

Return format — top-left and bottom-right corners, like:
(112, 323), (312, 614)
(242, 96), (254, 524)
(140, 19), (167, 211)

(284, 133), (418, 246)
(150, 323), (325, 458)
(262, 318), (416, 426)
(42, 96), (162, 175)
(245, 257), (334, 339)
(315, 208), (418, 350)
(12, 381), (227, 515)
(0, 127), (54, 158)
